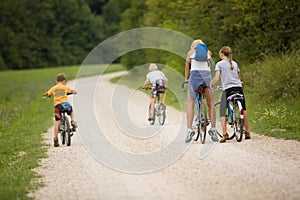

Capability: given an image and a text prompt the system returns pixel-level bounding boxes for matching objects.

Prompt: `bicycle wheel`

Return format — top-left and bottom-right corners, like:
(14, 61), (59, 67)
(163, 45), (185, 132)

(199, 100), (208, 144)
(233, 101), (244, 142)
(214, 102), (224, 139)
(65, 116), (71, 146)
(148, 104), (155, 125)
(226, 103), (235, 140)
(194, 99), (201, 141)
(60, 117), (66, 145)
(158, 103), (166, 125)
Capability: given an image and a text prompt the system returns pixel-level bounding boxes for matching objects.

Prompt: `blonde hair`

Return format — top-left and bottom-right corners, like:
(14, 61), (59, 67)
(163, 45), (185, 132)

(149, 63), (158, 71)
(219, 46), (234, 70)
(191, 39), (204, 50)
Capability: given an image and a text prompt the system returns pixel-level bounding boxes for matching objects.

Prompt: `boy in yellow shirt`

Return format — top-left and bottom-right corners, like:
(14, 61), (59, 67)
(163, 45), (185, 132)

(44, 73), (77, 147)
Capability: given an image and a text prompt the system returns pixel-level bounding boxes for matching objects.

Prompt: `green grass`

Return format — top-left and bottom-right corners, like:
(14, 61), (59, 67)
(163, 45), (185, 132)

(247, 97), (300, 141)
(0, 64), (125, 199)
(243, 50), (300, 141)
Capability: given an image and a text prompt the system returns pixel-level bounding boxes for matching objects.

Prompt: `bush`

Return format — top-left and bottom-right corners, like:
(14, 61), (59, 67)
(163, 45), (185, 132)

(244, 50), (300, 102)
(243, 51), (300, 140)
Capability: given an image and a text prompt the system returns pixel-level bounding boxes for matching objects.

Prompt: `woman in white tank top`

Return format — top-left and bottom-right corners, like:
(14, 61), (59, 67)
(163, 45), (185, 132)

(184, 39), (218, 143)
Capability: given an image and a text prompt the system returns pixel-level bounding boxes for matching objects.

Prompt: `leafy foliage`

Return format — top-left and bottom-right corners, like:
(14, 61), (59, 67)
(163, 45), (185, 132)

(243, 50), (300, 140)
(1, 0), (299, 70)
(0, 0), (103, 69)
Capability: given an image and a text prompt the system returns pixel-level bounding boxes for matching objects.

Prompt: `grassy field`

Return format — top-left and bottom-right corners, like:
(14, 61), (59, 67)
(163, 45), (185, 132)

(0, 64), (125, 199)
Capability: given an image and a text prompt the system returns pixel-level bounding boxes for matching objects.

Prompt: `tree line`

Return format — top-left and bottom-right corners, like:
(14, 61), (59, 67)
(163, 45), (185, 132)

(0, 0), (299, 70)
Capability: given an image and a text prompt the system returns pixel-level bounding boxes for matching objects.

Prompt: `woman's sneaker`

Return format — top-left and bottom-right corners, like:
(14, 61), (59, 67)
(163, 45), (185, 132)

(54, 137), (59, 147)
(185, 128), (195, 143)
(208, 127), (219, 142)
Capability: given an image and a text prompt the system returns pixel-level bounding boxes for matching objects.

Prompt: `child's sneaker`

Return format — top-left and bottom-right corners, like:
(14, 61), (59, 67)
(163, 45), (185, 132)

(54, 137), (59, 147)
(208, 127), (219, 142)
(71, 121), (77, 132)
(185, 128), (195, 143)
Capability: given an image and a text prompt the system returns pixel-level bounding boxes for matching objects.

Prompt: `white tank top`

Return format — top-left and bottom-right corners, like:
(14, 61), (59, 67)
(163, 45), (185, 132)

(190, 52), (211, 71)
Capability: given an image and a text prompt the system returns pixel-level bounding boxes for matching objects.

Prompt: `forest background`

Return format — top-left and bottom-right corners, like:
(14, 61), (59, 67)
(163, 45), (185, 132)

(0, 0), (299, 135)
(1, 0), (299, 70)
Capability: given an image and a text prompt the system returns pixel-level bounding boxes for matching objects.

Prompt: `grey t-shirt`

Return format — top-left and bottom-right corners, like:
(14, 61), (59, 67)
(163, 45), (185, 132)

(215, 59), (242, 90)
(146, 70), (166, 84)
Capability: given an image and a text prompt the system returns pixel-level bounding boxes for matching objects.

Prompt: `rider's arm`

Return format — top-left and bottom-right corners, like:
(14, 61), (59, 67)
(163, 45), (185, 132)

(210, 71), (220, 88)
(238, 72), (242, 81)
(143, 79), (149, 89)
(44, 87), (54, 97)
(164, 77), (168, 88)
(185, 50), (192, 81)
(71, 89), (77, 95)
(43, 92), (50, 97)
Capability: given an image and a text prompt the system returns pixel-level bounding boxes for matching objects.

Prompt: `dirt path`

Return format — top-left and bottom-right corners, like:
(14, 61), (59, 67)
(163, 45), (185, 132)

(29, 72), (300, 200)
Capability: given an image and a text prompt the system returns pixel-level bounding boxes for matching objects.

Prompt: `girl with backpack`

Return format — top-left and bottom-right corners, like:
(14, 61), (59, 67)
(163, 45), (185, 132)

(184, 39), (219, 143)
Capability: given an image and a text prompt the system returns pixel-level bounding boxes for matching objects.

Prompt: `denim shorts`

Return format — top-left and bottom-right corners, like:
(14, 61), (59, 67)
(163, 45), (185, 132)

(188, 70), (212, 100)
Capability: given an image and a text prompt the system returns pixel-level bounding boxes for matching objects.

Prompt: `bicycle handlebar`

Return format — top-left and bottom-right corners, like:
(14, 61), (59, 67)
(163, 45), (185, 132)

(143, 86), (152, 91)
(43, 92), (76, 98)
(181, 81), (189, 92)
(212, 85), (223, 92)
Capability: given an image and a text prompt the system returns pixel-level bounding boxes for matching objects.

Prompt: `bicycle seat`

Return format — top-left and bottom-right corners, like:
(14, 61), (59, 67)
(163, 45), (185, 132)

(198, 83), (207, 94)
(60, 102), (71, 113)
(60, 108), (70, 113)
(227, 93), (244, 101)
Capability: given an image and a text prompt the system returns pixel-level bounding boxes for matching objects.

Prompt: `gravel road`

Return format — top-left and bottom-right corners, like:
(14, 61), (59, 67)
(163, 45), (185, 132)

(29, 72), (300, 200)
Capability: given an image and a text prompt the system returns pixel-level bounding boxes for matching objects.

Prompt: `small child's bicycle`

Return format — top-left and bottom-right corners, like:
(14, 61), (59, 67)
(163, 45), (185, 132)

(43, 94), (75, 146)
(145, 87), (166, 125)
(59, 102), (74, 146)
(182, 81), (210, 144)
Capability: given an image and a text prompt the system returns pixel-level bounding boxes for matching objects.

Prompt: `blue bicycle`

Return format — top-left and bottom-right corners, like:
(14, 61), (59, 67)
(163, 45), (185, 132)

(182, 81), (210, 144)
(214, 87), (245, 142)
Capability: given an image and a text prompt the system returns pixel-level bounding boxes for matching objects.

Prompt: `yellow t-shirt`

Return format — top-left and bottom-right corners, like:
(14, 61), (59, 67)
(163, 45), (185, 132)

(47, 82), (73, 106)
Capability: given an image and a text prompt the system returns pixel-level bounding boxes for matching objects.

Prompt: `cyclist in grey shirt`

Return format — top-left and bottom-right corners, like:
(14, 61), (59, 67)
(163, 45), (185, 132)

(210, 46), (251, 142)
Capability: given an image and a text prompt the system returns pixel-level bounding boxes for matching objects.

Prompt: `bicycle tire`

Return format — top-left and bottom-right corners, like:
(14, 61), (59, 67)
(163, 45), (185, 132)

(65, 116), (71, 146)
(158, 103), (166, 125)
(148, 104), (155, 125)
(214, 102), (224, 138)
(233, 101), (243, 142)
(194, 99), (201, 141)
(61, 116), (66, 145)
(199, 100), (208, 144)
(225, 102), (235, 140)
